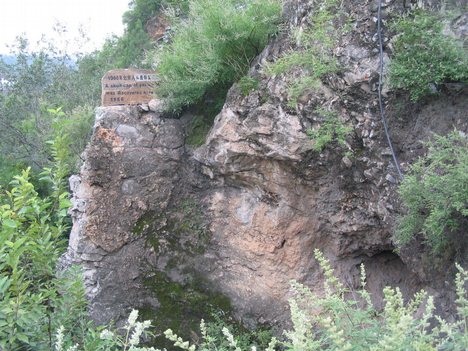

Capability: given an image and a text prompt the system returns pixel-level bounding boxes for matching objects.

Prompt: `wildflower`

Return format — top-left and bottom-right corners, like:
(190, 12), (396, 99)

(99, 329), (115, 340)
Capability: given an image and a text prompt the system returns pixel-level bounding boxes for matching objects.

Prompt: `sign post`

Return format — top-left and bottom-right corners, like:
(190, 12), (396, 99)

(101, 69), (158, 106)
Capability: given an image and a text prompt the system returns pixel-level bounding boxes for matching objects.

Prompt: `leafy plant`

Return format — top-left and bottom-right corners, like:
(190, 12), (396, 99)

(396, 131), (468, 255)
(0, 131), (93, 350)
(282, 249), (468, 351)
(306, 108), (351, 152)
(388, 9), (468, 101)
(163, 319), (278, 351)
(0, 38), (96, 185)
(156, 0), (282, 112)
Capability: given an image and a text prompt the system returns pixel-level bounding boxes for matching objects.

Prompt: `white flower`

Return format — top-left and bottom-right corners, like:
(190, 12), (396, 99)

(129, 321), (150, 346)
(99, 329), (115, 340)
(127, 309), (139, 327)
(55, 326), (65, 351)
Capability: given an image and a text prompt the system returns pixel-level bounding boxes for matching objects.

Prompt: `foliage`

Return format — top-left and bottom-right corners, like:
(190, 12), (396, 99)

(156, 0), (282, 112)
(57, 308), (275, 351)
(0, 0), (179, 184)
(0, 133), (109, 350)
(264, 0), (343, 107)
(164, 321), (277, 351)
(55, 309), (158, 351)
(95, 309), (156, 351)
(0, 38), (96, 184)
(0, 156), (27, 189)
(388, 9), (468, 101)
(0, 133), (81, 350)
(396, 131), (468, 255)
(192, 312), (274, 351)
(90, 0), (186, 71)
(282, 249), (468, 351)
(72, 0), (189, 102)
(306, 108), (351, 152)
(238, 76), (260, 97)
(48, 105), (95, 173)
(286, 76), (320, 108)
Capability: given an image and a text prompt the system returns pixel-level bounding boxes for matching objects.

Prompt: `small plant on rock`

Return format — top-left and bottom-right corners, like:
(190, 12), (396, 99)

(306, 108), (351, 152)
(264, 0), (345, 107)
(238, 76), (260, 97)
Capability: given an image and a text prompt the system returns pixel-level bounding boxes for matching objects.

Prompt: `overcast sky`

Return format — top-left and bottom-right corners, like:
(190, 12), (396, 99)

(0, 0), (130, 55)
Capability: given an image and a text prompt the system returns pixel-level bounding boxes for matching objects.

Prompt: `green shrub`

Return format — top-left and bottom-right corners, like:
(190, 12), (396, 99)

(0, 38), (98, 182)
(264, 0), (343, 107)
(156, 0), (282, 112)
(47, 105), (95, 173)
(282, 250), (468, 351)
(388, 9), (468, 101)
(0, 133), (97, 350)
(0, 167), (68, 349)
(306, 108), (351, 152)
(286, 76), (320, 108)
(396, 131), (468, 255)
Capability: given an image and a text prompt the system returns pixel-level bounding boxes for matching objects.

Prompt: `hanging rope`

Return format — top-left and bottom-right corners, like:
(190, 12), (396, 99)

(377, 0), (404, 180)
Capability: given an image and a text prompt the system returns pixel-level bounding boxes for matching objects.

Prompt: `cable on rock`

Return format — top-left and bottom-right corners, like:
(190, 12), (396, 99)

(377, 0), (404, 181)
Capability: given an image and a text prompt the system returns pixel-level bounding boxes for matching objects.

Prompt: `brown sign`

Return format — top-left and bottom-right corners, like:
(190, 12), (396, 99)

(101, 69), (158, 106)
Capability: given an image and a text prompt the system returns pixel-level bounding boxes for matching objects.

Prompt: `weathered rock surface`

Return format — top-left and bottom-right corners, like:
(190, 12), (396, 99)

(63, 105), (184, 323)
(63, 0), (467, 337)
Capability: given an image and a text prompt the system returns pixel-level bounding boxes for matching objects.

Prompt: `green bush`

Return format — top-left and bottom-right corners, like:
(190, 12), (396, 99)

(0, 134), (98, 350)
(388, 9), (468, 101)
(47, 106), (95, 173)
(0, 38), (97, 185)
(166, 251), (464, 351)
(0, 171), (68, 348)
(396, 131), (468, 255)
(281, 250), (468, 351)
(156, 0), (282, 112)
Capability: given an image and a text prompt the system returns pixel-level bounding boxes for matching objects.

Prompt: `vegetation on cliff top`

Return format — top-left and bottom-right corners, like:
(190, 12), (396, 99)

(155, 0), (282, 112)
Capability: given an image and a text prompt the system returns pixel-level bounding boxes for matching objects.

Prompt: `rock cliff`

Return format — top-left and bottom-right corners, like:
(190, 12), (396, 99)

(62, 0), (467, 340)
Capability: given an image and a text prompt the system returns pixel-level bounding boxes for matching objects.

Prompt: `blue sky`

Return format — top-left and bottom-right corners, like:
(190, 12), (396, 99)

(0, 0), (130, 54)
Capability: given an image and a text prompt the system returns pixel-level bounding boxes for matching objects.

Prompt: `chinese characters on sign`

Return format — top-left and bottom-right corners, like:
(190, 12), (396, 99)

(101, 69), (158, 106)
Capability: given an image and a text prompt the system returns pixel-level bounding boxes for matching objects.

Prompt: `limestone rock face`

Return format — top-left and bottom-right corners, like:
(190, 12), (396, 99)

(64, 0), (467, 332)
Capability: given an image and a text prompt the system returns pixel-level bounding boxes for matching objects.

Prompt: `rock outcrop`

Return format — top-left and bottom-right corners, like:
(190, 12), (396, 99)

(64, 105), (185, 323)
(63, 0), (468, 340)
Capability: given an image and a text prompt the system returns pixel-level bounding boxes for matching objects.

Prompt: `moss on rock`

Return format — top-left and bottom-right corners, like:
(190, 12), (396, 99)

(141, 271), (232, 349)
